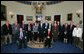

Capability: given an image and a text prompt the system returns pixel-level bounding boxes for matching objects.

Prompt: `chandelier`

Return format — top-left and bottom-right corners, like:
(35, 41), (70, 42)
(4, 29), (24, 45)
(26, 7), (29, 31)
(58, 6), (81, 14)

(31, 1), (46, 14)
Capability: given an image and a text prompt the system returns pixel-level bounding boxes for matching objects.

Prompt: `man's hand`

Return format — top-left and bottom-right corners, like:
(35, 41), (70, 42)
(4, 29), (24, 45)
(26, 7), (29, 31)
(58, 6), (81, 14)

(64, 32), (67, 34)
(26, 31), (27, 33)
(52, 33), (53, 35)
(38, 31), (39, 34)
(25, 36), (27, 39)
(33, 32), (34, 34)
(44, 31), (45, 33)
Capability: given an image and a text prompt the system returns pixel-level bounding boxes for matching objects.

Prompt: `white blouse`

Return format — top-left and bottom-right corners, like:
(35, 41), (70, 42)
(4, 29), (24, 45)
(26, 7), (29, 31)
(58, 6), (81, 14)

(72, 27), (82, 38)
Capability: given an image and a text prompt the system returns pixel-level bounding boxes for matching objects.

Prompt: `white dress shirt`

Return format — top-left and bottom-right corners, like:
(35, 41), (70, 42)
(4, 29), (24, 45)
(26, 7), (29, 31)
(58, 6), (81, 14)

(20, 32), (23, 39)
(41, 23), (42, 28)
(72, 27), (82, 38)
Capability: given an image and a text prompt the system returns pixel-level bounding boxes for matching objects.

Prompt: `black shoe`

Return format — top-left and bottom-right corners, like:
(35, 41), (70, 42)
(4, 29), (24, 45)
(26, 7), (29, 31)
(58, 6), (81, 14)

(5, 44), (8, 47)
(10, 43), (13, 45)
(18, 46), (22, 49)
(18, 47), (22, 49)
(24, 45), (27, 48)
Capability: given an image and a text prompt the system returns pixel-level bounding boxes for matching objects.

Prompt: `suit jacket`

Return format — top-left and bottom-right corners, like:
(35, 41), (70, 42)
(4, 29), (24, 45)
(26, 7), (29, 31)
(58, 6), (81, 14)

(26, 24), (32, 31)
(2, 24), (12, 35)
(59, 24), (63, 32)
(1, 27), (3, 35)
(51, 24), (55, 33)
(12, 23), (20, 35)
(46, 31), (52, 40)
(54, 24), (59, 32)
(33, 25), (38, 32)
(38, 23), (45, 33)
(31, 23), (34, 32)
(67, 25), (76, 37)
(18, 31), (25, 39)
(62, 25), (68, 33)
(44, 23), (49, 31)
(19, 24), (26, 36)
(48, 25), (53, 33)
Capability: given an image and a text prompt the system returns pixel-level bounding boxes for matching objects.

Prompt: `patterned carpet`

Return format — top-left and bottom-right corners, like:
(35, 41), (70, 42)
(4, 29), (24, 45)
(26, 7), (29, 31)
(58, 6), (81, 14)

(1, 41), (83, 53)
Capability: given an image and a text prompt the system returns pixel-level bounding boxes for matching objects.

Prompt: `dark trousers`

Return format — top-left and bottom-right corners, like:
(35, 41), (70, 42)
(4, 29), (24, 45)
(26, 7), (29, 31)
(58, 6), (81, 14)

(44, 38), (51, 48)
(73, 37), (80, 47)
(68, 36), (73, 44)
(44, 32), (48, 38)
(13, 34), (18, 43)
(27, 31), (32, 42)
(39, 33), (44, 42)
(34, 32), (38, 41)
(58, 32), (63, 42)
(18, 38), (27, 49)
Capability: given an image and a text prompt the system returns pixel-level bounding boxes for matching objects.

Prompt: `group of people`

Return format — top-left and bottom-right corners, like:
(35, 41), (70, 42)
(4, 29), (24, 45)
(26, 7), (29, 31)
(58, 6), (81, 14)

(1, 20), (83, 49)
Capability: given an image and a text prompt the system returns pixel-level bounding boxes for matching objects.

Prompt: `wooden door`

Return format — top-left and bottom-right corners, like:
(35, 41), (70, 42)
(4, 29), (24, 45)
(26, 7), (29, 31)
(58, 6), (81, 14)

(17, 15), (24, 24)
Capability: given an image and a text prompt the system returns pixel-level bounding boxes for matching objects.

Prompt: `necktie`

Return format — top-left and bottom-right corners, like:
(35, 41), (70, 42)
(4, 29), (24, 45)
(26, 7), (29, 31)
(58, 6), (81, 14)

(65, 26), (67, 31)
(70, 25), (72, 29)
(54, 26), (56, 30)
(16, 24), (17, 27)
(48, 31), (50, 36)
(23, 24), (24, 28)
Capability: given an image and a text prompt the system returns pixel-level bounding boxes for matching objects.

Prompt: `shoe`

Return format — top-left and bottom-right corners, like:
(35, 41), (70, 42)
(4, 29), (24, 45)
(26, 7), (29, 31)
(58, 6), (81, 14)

(24, 45), (27, 48)
(18, 47), (22, 49)
(10, 43), (13, 45)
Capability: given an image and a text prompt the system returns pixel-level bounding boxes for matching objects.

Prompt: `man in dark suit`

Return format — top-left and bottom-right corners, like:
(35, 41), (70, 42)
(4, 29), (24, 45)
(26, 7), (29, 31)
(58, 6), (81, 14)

(62, 23), (69, 43)
(18, 28), (27, 49)
(67, 22), (76, 44)
(44, 29), (52, 48)
(44, 20), (49, 38)
(30, 22), (33, 41)
(57, 21), (60, 41)
(20, 21), (26, 35)
(26, 22), (32, 42)
(53, 21), (59, 42)
(12, 21), (20, 43)
(2, 20), (12, 45)
(38, 20), (45, 42)
(58, 21), (64, 42)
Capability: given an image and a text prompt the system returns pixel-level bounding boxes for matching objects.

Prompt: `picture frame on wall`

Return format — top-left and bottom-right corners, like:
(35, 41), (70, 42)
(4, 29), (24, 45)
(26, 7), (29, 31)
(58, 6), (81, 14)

(1, 4), (7, 21)
(26, 16), (33, 21)
(67, 13), (72, 21)
(45, 16), (51, 21)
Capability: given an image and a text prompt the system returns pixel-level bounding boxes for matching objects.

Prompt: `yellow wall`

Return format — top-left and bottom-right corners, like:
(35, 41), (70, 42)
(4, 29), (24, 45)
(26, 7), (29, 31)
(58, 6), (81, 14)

(42, 1), (83, 25)
(1, 1), (35, 26)
(1, 1), (83, 26)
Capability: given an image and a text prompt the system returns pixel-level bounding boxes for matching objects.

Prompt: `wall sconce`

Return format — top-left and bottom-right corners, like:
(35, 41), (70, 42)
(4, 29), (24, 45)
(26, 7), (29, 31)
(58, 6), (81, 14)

(9, 12), (14, 18)
(76, 9), (83, 18)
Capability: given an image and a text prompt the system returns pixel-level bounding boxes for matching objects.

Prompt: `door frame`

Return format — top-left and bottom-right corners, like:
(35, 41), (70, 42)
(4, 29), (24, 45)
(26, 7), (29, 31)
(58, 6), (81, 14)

(53, 14), (62, 22)
(15, 13), (26, 23)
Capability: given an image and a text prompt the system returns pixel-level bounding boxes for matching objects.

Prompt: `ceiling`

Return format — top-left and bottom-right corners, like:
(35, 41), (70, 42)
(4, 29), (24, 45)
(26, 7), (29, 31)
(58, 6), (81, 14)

(16, 1), (62, 5)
